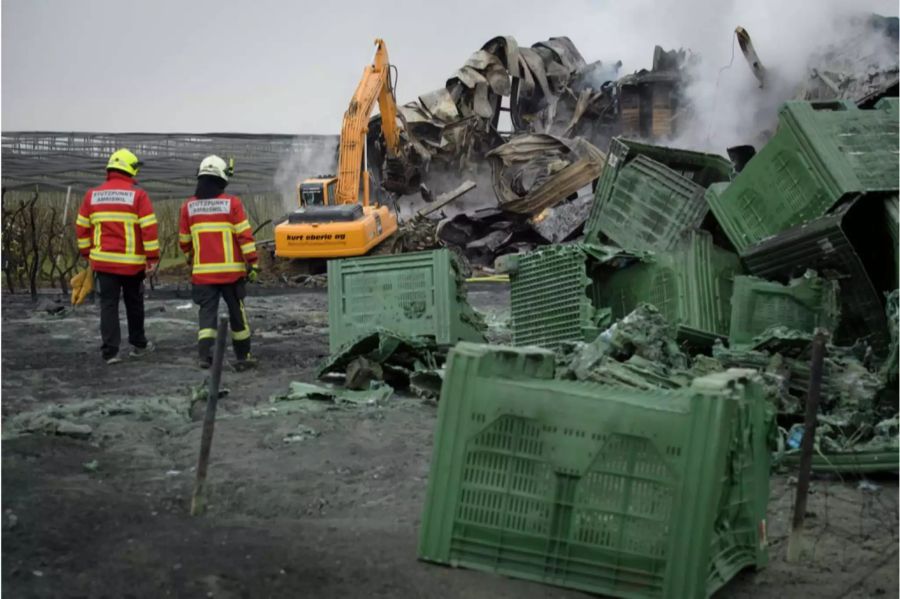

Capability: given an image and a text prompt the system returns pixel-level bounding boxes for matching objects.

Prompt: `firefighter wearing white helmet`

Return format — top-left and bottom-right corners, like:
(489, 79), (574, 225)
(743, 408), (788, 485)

(197, 155), (233, 181)
(178, 155), (260, 370)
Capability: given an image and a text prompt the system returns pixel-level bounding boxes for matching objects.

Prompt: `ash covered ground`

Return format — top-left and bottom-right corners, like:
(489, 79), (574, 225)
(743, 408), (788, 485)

(2, 288), (897, 598)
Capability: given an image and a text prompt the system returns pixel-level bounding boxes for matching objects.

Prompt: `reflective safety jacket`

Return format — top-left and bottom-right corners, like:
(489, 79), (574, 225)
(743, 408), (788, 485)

(178, 194), (259, 285)
(75, 171), (159, 276)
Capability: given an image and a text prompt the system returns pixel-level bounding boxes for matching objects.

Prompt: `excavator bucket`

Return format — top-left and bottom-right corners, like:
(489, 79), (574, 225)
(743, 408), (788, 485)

(382, 156), (422, 194)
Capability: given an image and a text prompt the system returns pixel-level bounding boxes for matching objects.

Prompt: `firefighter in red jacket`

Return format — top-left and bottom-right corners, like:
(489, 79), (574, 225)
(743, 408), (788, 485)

(75, 149), (159, 364)
(179, 155), (260, 370)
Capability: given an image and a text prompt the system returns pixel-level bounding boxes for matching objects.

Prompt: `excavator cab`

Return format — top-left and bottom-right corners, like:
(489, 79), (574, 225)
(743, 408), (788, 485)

(297, 177), (338, 207)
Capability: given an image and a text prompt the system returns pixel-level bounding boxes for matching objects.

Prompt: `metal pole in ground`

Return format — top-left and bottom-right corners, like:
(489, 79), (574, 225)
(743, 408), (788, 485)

(190, 316), (229, 516)
(787, 329), (828, 562)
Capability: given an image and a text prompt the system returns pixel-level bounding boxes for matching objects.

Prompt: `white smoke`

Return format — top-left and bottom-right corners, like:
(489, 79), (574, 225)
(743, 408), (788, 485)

(658, 1), (897, 152)
(273, 136), (339, 213)
(562, 0), (896, 153)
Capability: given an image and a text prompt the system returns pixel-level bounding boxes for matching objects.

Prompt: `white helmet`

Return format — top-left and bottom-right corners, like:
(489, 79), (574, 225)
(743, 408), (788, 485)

(197, 155), (233, 181)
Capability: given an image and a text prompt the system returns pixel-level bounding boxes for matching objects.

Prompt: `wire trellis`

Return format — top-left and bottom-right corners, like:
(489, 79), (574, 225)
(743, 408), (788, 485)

(2, 131), (338, 200)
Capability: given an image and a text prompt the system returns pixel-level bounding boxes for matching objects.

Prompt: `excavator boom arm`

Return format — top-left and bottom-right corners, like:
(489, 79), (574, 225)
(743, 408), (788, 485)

(335, 38), (402, 205)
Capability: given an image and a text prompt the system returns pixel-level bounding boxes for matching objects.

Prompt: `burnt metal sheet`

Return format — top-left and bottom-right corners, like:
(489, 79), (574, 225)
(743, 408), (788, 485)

(418, 88), (460, 122)
(486, 134), (605, 215)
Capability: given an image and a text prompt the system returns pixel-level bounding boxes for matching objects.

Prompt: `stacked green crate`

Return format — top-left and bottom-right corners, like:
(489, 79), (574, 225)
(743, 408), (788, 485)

(326, 249), (485, 352)
(595, 231), (743, 344)
(418, 343), (770, 599)
(584, 138), (733, 251)
(706, 99), (900, 252)
(728, 272), (840, 348)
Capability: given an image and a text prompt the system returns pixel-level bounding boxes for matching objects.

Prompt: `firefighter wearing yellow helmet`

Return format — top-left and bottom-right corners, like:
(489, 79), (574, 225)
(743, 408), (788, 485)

(74, 149), (159, 364)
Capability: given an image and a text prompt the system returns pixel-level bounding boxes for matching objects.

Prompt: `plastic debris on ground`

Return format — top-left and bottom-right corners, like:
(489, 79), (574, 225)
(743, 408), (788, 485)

(272, 381), (394, 407)
(317, 330), (443, 392)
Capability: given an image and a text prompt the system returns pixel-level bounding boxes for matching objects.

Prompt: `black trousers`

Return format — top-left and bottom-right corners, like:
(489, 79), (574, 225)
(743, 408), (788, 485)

(192, 280), (251, 360)
(96, 271), (148, 359)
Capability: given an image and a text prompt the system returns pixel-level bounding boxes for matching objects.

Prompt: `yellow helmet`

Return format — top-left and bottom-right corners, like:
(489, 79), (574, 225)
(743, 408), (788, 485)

(106, 149), (143, 176)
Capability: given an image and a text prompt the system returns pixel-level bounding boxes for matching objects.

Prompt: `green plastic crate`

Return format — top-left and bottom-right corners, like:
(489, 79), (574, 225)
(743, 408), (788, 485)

(595, 231), (743, 343)
(707, 100), (900, 252)
(741, 198), (892, 353)
(418, 343), (770, 599)
(326, 249), (485, 352)
(728, 273), (840, 349)
(585, 138), (733, 250)
(508, 244), (623, 349)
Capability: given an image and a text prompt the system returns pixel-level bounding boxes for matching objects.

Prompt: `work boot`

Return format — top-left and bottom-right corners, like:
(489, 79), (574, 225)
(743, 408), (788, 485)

(130, 341), (156, 358)
(233, 354), (258, 372)
(104, 354), (123, 365)
(198, 355), (212, 370)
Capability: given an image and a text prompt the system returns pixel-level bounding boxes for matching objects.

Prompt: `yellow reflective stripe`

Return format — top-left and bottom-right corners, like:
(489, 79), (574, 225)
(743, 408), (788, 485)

(198, 328), (217, 340)
(76, 214), (90, 227)
(89, 249), (147, 265)
(191, 230), (200, 265)
(234, 220), (251, 233)
(191, 262), (246, 274)
(240, 242), (256, 254)
(138, 214), (157, 228)
(190, 222), (234, 233)
(77, 238), (91, 248)
(124, 222), (135, 256)
(178, 233), (192, 243)
(223, 231), (235, 263)
(231, 299), (251, 340)
(93, 224), (101, 248)
(144, 239), (160, 251)
(90, 211), (138, 224)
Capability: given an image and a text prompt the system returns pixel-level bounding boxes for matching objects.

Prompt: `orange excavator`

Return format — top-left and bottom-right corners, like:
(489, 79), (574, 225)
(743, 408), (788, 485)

(274, 39), (411, 260)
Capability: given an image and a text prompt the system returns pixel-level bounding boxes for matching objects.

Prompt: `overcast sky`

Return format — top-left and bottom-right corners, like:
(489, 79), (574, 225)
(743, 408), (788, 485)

(3, 0), (896, 134)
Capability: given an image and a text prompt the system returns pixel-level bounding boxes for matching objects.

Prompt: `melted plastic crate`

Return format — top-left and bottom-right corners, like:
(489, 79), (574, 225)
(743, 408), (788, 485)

(419, 343), (769, 599)
(585, 138), (733, 250)
(327, 249), (485, 352)
(707, 100), (900, 252)
(728, 273), (840, 349)
(595, 231), (742, 343)
(741, 198), (892, 353)
(508, 245), (615, 349)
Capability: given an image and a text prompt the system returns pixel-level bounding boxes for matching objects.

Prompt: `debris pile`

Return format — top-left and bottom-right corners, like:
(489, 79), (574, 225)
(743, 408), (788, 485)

(366, 35), (700, 268)
(504, 96), (899, 472)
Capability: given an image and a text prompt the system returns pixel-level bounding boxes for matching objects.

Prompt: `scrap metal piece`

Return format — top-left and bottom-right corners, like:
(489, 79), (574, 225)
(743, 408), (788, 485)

(418, 180), (477, 217)
(486, 134), (605, 215)
(735, 26), (767, 88)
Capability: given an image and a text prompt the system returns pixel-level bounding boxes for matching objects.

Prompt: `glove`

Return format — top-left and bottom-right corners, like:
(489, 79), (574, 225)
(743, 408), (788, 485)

(145, 259), (159, 274)
(247, 263), (260, 283)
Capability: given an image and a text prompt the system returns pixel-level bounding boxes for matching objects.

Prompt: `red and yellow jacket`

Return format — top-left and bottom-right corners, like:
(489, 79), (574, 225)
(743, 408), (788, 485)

(75, 171), (159, 276)
(178, 193), (258, 285)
